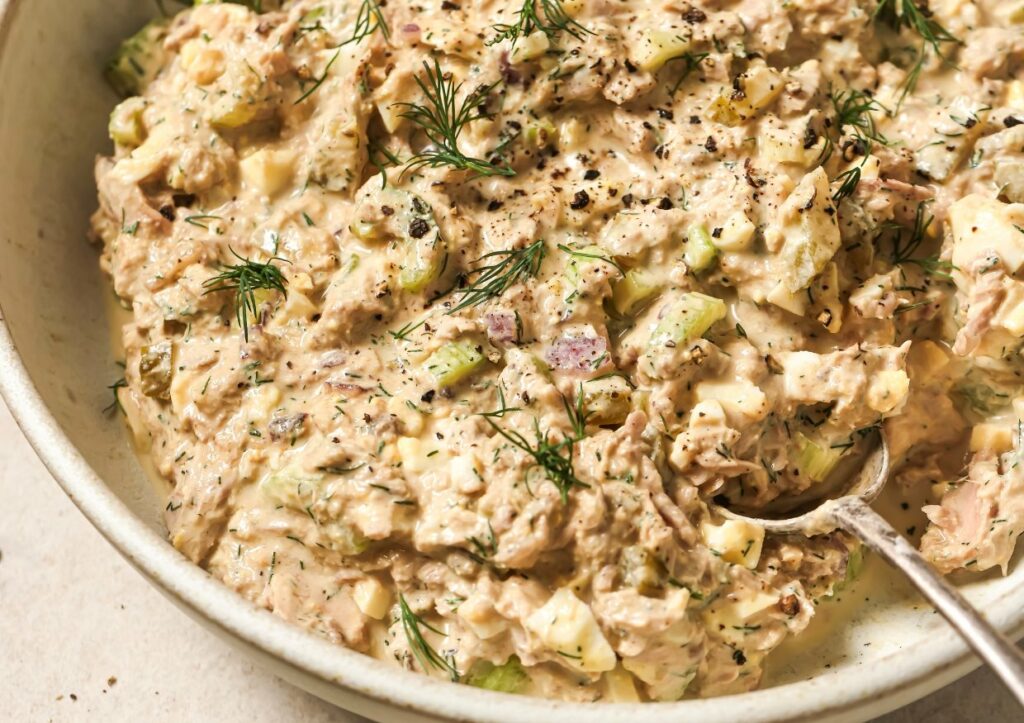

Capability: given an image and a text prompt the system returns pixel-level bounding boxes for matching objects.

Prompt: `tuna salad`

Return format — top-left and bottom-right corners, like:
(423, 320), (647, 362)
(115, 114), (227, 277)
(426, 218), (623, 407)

(92, 0), (1024, 702)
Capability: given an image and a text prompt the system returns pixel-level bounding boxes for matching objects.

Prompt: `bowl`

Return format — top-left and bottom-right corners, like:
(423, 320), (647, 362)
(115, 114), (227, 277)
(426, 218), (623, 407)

(0, 0), (1021, 720)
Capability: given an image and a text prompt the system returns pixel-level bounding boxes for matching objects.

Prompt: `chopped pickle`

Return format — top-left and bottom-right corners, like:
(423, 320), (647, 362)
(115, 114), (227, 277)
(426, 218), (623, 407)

(139, 341), (174, 400)
(425, 341), (486, 388)
(582, 375), (633, 425)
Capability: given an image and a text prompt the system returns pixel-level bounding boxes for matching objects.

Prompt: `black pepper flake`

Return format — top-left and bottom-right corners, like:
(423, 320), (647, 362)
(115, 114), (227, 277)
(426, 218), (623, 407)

(624, 59), (638, 73)
(711, 227), (723, 238)
(657, 108), (674, 121)
(622, 193), (634, 207)
(1005, 116), (1023, 128)
(570, 190), (591, 210)
(705, 136), (718, 153)
(441, 1), (460, 9)
(381, 205), (395, 216)
(159, 205), (175, 221)
(409, 218), (430, 238)
(487, 199), (504, 211)
(689, 115), (701, 125)
(421, 389), (436, 403)
(732, 649), (747, 666)
(803, 127), (819, 150)
(584, 169), (601, 181)
(682, 7), (707, 23)
(657, 197), (673, 210)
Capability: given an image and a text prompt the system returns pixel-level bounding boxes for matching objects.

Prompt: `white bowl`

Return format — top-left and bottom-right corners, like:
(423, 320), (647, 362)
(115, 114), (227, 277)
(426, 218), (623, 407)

(0, 0), (1021, 720)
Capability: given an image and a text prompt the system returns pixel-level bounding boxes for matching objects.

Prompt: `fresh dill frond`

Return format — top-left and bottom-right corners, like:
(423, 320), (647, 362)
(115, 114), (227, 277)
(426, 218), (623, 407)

(890, 201), (934, 265)
(874, 0), (960, 100)
(557, 243), (626, 276)
(482, 392), (590, 504)
(830, 88), (889, 145)
(832, 163), (865, 203)
(397, 60), (514, 178)
(202, 249), (289, 342)
(339, 0), (390, 47)
(104, 376), (128, 415)
(367, 139), (403, 189)
(487, 0), (592, 49)
(294, 50), (341, 104)
(667, 51), (710, 95)
(398, 594), (460, 682)
(449, 240), (546, 314)
(388, 317), (428, 341)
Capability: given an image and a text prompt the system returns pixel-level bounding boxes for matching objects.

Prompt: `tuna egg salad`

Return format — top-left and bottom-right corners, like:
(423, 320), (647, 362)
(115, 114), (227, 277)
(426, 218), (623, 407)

(91, 0), (1024, 703)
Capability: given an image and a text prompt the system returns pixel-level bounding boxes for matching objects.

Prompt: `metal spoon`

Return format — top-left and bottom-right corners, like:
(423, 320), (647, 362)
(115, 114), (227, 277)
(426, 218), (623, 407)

(715, 434), (1024, 705)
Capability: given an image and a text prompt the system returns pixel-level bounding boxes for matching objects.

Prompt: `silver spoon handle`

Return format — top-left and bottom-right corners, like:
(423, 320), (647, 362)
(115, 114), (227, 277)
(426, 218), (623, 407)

(831, 496), (1024, 706)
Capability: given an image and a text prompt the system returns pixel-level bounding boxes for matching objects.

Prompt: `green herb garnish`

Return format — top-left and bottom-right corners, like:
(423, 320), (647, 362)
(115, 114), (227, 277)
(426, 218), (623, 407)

(398, 594), (460, 681)
(482, 392), (589, 504)
(339, 0), (390, 47)
(396, 59), (514, 178)
(487, 0), (592, 48)
(449, 240), (545, 314)
(202, 249), (288, 342)
(874, 0), (960, 101)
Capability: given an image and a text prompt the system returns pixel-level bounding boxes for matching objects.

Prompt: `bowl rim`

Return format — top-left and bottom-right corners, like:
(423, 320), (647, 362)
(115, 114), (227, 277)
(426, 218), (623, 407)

(0, 1), (1019, 720)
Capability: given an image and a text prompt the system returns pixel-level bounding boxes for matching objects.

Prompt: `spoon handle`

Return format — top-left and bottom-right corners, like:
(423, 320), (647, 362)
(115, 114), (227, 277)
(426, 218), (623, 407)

(832, 496), (1024, 707)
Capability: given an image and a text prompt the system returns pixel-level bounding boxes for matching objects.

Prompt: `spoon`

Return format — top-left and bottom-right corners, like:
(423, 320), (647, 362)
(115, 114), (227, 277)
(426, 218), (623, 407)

(715, 433), (1024, 705)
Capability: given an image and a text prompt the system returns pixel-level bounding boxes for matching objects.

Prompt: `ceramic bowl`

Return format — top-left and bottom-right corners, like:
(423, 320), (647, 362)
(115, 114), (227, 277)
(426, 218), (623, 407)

(0, 0), (1021, 720)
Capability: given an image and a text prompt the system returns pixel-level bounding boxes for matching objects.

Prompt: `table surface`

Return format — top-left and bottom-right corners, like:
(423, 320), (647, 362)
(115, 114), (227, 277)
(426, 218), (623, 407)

(0, 397), (1017, 722)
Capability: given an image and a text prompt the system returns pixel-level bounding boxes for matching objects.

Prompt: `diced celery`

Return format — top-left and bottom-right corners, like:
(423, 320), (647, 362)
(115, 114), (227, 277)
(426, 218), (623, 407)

(563, 244), (616, 286)
(104, 19), (170, 98)
(259, 467), (323, 508)
(108, 98), (147, 147)
(633, 30), (691, 73)
(611, 269), (660, 316)
(139, 341), (174, 400)
(396, 193), (446, 292)
(793, 432), (843, 482)
(322, 520), (370, 555)
(526, 118), (557, 149)
(466, 656), (529, 694)
(582, 376), (633, 425)
(648, 293), (727, 348)
(425, 341), (486, 388)
(683, 224), (718, 272)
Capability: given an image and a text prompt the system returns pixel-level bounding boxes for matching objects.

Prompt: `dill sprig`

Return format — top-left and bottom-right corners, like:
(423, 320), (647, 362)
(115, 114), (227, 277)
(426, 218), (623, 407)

(398, 594), (460, 682)
(339, 0), (390, 47)
(890, 201), (934, 265)
(482, 392), (589, 504)
(397, 60), (514, 178)
(203, 250), (289, 342)
(667, 51), (710, 95)
(104, 376), (128, 415)
(293, 1), (389, 105)
(449, 240), (546, 314)
(874, 0), (960, 99)
(831, 88), (889, 145)
(388, 317), (429, 341)
(558, 243), (626, 276)
(487, 0), (592, 49)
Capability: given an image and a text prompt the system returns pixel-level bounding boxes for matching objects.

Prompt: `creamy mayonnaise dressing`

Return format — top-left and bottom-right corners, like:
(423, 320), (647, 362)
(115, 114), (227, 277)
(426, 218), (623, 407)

(91, 0), (1024, 702)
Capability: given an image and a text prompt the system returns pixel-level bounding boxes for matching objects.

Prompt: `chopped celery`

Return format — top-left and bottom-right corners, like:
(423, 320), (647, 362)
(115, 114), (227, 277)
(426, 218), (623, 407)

(563, 244), (618, 286)
(793, 432), (843, 482)
(396, 193), (446, 292)
(108, 98), (146, 147)
(259, 467), (323, 508)
(633, 30), (691, 73)
(104, 19), (170, 98)
(526, 118), (557, 149)
(611, 269), (660, 316)
(139, 341), (174, 400)
(648, 292), (727, 348)
(466, 656), (529, 694)
(683, 225), (718, 272)
(582, 376), (633, 425)
(425, 341), (486, 388)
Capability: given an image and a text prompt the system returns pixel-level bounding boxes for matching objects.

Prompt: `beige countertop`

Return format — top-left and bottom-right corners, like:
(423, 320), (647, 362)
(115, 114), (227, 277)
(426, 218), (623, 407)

(0, 397), (1017, 722)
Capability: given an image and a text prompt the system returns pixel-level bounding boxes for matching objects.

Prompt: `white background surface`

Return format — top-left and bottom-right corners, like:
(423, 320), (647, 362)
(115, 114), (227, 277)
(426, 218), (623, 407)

(0, 397), (1017, 722)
